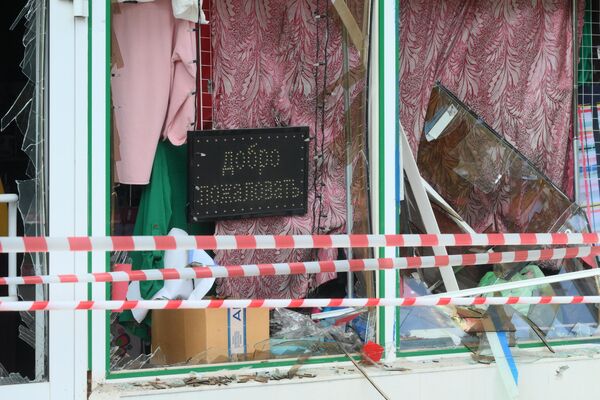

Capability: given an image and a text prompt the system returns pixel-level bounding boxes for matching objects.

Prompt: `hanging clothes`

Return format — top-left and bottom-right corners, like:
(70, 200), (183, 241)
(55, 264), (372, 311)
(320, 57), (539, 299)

(119, 140), (213, 338)
(172, 0), (208, 23)
(211, 1), (366, 298)
(126, 140), (212, 300)
(111, 0), (196, 184)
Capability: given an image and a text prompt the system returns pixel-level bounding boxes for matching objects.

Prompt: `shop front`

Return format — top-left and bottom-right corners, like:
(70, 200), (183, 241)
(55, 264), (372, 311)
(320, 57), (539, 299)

(88, 0), (400, 390)
(1, 1), (600, 400)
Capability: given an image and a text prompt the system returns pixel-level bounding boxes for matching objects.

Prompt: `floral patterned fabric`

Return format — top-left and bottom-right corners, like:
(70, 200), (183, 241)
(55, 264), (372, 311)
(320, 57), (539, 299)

(212, 1), (365, 298)
(400, 0), (582, 198)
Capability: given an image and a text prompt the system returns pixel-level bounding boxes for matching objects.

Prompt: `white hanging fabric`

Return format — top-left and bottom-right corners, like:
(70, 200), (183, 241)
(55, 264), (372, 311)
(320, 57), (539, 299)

(127, 227), (216, 323)
(115, 0), (209, 23)
(171, 0), (208, 23)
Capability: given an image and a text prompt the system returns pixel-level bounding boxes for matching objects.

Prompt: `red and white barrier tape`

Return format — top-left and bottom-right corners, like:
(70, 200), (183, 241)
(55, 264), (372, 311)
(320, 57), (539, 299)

(0, 233), (599, 253)
(0, 296), (599, 311)
(1, 246), (596, 286)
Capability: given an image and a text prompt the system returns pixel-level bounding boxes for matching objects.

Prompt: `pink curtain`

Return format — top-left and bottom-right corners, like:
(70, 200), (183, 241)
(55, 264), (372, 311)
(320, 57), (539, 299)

(211, 1), (364, 298)
(400, 0), (581, 197)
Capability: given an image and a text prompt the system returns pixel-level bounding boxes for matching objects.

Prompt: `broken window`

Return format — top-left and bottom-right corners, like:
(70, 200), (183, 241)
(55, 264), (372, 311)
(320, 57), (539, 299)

(0, 0), (49, 385)
(397, 84), (600, 356)
(107, 0), (376, 373)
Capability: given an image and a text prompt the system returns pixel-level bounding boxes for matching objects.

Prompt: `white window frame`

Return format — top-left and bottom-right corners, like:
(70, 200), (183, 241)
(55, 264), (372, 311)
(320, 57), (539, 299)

(0, 0), (88, 399)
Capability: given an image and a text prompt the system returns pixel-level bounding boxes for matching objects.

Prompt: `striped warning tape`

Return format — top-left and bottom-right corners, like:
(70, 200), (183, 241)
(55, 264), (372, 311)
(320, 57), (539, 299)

(0, 296), (598, 311)
(0, 246), (596, 286)
(0, 233), (599, 253)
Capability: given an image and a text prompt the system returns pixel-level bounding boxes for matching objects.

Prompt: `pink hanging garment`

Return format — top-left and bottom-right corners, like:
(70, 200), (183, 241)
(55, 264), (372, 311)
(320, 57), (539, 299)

(212, 1), (365, 298)
(112, 0), (196, 184)
(164, 15), (198, 146)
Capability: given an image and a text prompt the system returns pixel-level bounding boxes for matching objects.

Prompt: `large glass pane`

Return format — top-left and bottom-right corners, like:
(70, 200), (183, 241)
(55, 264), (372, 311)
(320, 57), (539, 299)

(397, 83), (600, 355)
(0, 0), (49, 385)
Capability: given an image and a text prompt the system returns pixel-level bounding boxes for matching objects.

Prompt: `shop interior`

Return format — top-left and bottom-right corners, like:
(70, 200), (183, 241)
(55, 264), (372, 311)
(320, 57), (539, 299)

(106, 0), (600, 372)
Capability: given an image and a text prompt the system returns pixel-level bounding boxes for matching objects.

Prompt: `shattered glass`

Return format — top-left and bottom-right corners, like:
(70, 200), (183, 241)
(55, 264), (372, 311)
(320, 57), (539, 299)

(267, 308), (366, 357)
(0, 0), (48, 385)
(396, 84), (600, 359)
(0, 362), (30, 386)
(417, 84), (584, 237)
(109, 307), (374, 371)
(333, 0), (375, 302)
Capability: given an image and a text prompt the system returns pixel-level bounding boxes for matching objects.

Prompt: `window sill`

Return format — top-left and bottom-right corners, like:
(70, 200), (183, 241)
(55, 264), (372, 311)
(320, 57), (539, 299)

(91, 344), (600, 400)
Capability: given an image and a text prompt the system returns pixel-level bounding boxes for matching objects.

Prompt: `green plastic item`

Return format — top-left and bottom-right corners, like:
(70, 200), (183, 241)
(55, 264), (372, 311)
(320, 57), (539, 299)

(118, 141), (214, 340)
(478, 264), (550, 315)
(578, 1), (593, 85)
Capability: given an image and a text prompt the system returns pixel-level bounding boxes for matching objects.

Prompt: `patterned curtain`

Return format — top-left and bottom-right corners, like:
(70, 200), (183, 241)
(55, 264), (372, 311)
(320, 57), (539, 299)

(400, 0), (582, 198)
(211, 1), (366, 298)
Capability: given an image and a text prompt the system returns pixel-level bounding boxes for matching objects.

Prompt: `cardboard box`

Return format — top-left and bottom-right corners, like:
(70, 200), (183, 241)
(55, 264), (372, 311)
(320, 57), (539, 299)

(151, 308), (269, 364)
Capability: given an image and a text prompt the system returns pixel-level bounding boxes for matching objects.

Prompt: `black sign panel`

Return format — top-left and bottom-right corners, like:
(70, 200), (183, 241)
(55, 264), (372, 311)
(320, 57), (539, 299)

(188, 126), (309, 221)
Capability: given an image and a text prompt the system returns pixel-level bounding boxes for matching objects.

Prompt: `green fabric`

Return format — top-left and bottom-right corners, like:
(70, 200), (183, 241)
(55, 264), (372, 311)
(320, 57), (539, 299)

(478, 264), (550, 315)
(119, 141), (214, 340)
(578, 1), (593, 85)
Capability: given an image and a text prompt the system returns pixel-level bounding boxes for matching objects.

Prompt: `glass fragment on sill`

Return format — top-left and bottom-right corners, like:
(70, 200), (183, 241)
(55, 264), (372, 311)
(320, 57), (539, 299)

(110, 307), (372, 371)
(0, 374), (31, 386)
(505, 346), (600, 365)
(128, 366), (321, 390)
(0, 362), (30, 386)
(267, 307), (388, 396)
(110, 345), (164, 371)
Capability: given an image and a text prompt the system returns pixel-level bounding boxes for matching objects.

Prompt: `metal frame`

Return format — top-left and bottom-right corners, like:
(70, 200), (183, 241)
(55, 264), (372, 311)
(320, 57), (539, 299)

(0, 194), (46, 380)
(399, 127), (458, 291)
(0, 0), (88, 399)
(377, 0), (400, 362)
(90, 0), (400, 384)
(0, 194), (18, 301)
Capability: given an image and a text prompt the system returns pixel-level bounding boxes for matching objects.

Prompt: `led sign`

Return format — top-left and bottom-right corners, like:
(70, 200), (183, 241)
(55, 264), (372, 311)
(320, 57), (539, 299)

(188, 126), (309, 221)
